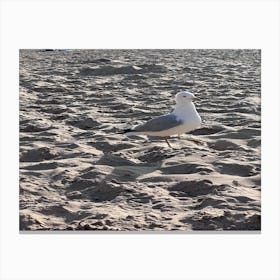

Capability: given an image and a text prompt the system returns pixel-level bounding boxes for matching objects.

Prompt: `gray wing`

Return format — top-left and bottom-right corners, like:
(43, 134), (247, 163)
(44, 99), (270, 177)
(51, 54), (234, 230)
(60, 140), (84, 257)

(134, 114), (183, 132)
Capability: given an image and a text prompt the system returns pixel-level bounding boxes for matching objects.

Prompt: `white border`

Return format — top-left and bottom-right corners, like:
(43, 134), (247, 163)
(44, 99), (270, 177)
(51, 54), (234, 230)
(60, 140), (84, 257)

(1, 0), (280, 279)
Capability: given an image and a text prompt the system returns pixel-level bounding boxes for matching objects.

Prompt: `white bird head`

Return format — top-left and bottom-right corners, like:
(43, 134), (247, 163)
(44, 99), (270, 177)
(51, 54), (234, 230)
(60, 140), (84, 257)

(175, 91), (197, 104)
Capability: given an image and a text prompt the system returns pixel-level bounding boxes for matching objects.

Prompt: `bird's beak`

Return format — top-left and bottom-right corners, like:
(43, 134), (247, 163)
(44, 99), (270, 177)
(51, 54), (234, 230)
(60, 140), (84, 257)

(193, 97), (200, 101)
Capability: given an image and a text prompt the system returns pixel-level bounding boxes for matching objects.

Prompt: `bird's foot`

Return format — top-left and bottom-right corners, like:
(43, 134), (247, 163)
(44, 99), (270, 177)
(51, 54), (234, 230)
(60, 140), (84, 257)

(187, 136), (204, 145)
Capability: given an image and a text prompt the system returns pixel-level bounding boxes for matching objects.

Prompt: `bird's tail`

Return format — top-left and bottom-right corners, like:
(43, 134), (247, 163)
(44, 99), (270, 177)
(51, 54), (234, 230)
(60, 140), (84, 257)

(122, 128), (139, 136)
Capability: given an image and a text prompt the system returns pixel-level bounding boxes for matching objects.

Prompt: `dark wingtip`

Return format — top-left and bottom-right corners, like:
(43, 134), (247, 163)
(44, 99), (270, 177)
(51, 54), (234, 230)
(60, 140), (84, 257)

(117, 128), (134, 134)
(123, 128), (134, 134)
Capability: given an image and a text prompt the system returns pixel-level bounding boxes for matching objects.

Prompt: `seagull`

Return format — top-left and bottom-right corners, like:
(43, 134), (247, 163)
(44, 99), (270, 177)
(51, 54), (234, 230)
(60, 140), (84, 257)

(124, 91), (201, 147)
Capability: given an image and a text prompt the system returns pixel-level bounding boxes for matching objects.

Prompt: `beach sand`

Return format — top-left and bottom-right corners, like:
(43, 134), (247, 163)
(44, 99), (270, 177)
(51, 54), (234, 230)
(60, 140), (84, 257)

(19, 49), (261, 231)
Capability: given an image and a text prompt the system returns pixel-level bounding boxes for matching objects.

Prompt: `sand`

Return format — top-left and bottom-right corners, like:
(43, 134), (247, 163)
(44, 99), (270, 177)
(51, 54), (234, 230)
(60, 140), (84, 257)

(19, 49), (261, 231)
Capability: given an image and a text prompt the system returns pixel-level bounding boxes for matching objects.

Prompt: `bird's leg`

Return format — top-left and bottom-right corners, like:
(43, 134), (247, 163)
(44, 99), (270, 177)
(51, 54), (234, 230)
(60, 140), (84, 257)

(164, 137), (172, 148)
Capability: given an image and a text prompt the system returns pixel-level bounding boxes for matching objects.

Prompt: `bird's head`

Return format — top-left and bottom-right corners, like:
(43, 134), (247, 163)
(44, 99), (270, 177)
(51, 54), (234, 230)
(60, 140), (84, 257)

(175, 91), (198, 104)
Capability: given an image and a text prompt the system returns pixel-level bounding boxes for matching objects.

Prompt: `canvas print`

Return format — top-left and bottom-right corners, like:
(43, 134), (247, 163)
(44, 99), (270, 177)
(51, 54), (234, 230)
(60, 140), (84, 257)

(19, 49), (261, 231)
